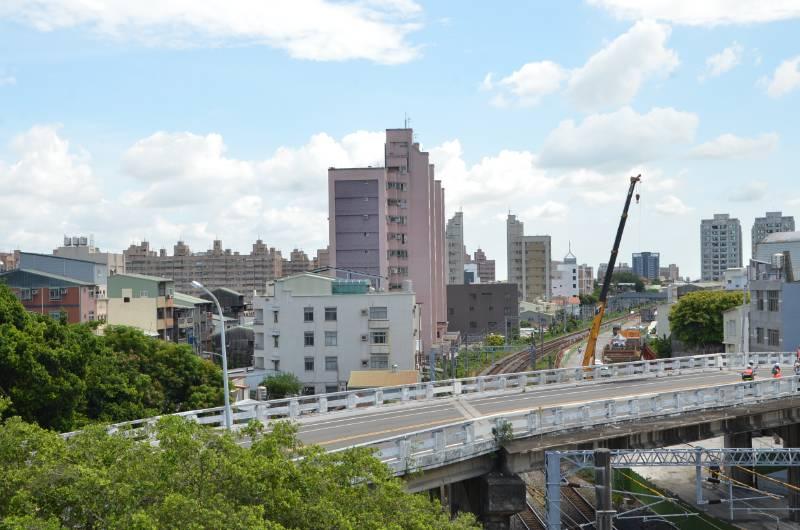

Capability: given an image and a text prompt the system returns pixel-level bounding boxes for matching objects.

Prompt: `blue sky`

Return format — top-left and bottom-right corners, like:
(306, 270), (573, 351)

(1, 0), (800, 279)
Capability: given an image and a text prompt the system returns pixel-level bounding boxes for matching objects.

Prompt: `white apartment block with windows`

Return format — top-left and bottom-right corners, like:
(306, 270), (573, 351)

(252, 273), (420, 395)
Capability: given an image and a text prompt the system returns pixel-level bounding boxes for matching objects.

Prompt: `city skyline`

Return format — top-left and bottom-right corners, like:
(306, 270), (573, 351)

(2, 2), (800, 279)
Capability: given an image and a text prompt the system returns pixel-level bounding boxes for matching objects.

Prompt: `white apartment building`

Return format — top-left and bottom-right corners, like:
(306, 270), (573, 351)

(723, 267), (748, 291)
(551, 251), (578, 299)
(253, 273), (420, 395)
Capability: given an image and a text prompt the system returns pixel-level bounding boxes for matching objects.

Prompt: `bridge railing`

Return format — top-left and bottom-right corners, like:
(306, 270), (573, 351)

(60, 351), (798, 438)
(349, 374), (800, 475)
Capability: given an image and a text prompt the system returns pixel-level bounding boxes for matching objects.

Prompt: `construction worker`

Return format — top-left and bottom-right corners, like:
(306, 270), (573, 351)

(772, 363), (782, 378)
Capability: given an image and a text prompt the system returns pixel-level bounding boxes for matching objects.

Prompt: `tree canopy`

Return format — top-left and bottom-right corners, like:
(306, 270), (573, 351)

(669, 290), (744, 347)
(263, 372), (302, 399)
(0, 284), (222, 431)
(610, 272), (645, 292)
(0, 416), (478, 529)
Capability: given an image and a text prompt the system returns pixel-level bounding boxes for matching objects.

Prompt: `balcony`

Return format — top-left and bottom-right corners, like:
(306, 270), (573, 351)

(370, 344), (390, 354)
(368, 319), (390, 329)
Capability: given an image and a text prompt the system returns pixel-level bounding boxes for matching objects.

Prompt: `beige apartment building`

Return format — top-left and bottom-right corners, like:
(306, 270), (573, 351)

(507, 214), (551, 302)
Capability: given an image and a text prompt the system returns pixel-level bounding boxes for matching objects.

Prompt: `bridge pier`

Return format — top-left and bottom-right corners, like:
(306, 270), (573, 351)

(724, 431), (756, 487)
(782, 423), (800, 522)
(449, 473), (525, 530)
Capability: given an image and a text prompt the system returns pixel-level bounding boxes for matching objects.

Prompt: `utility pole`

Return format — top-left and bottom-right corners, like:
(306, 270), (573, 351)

(594, 448), (614, 530)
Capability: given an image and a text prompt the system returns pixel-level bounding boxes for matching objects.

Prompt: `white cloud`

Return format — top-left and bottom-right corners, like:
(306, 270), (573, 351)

(654, 195), (692, 215)
(578, 190), (617, 205)
(729, 181), (767, 202)
(429, 140), (557, 210)
(566, 20), (679, 111)
(524, 201), (569, 220)
(0, 0), (422, 64)
(0, 74), (15, 86)
(487, 61), (567, 107)
(761, 56), (800, 98)
(587, 0), (800, 25)
(788, 197), (800, 206)
(700, 43), (743, 80)
(689, 133), (779, 159)
(539, 106), (698, 169)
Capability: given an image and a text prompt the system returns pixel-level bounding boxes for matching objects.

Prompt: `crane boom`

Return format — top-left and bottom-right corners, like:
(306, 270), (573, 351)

(582, 175), (641, 367)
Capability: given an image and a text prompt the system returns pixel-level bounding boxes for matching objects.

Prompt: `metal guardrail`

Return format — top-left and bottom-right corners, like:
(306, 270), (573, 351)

(61, 351), (799, 439)
(355, 373), (800, 476)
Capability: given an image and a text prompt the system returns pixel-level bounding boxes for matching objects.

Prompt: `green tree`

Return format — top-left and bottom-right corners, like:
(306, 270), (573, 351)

(263, 372), (302, 399)
(611, 272), (645, 292)
(0, 416), (478, 529)
(669, 290), (744, 348)
(485, 334), (505, 347)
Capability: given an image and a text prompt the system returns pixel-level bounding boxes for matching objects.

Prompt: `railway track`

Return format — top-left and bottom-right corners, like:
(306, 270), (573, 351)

(516, 485), (547, 530)
(561, 485), (596, 529)
(482, 314), (633, 376)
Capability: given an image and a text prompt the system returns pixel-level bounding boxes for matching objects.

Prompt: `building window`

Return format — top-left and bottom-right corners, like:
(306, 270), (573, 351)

(768, 329), (780, 347)
(387, 181), (407, 191)
(369, 306), (388, 320)
(469, 321), (477, 329)
(387, 198), (407, 208)
(325, 331), (338, 346)
(19, 288), (32, 301)
(49, 288), (62, 301)
(448, 307), (454, 316)
(304, 307), (314, 322)
(304, 357), (314, 371)
(325, 356), (338, 371)
(755, 291), (764, 311)
(325, 385), (339, 394)
(302, 386), (315, 396)
(371, 331), (388, 344)
(304, 331), (314, 346)
(386, 215), (407, 225)
(370, 356), (389, 369)
(767, 290), (779, 312)
(273, 335), (279, 348)
(49, 311), (61, 320)
(273, 310), (279, 323)
(324, 307), (337, 321)
(756, 327), (764, 344)
(123, 296), (130, 303)
(140, 290), (149, 298)
(388, 249), (409, 258)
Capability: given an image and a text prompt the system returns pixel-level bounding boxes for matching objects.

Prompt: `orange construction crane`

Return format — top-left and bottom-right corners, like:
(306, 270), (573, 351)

(582, 175), (641, 367)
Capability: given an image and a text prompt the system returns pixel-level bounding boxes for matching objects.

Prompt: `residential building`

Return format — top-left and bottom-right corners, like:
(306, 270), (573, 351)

(659, 264), (680, 282)
(472, 248), (496, 283)
(106, 273), (176, 340)
(597, 262), (632, 282)
(18, 252), (108, 294)
(752, 211), (795, 257)
(124, 239), (283, 300)
(551, 249), (578, 299)
(0, 269), (99, 323)
(211, 325), (254, 369)
(53, 235), (125, 274)
(283, 248), (313, 276)
(701, 213), (742, 281)
(507, 214), (551, 302)
(253, 273), (420, 394)
(328, 128), (446, 353)
(172, 292), (214, 355)
(723, 267), (748, 291)
(0, 251), (18, 272)
(748, 259), (800, 352)
(754, 232), (800, 280)
(577, 264), (594, 295)
(200, 287), (247, 318)
(446, 283), (518, 338)
(722, 305), (749, 353)
(312, 247), (330, 270)
(445, 212), (465, 285)
(632, 252), (660, 281)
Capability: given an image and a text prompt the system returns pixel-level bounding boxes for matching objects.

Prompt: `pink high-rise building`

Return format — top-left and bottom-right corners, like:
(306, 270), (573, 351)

(328, 128), (446, 352)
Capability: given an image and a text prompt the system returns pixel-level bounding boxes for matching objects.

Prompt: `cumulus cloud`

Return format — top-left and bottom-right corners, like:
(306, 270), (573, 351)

(0, 74), (15, 86)
(539, 106), (698, 169)
(0, 0), (423, 64)
(700, 42), (743, 80)
(483, 21), (677, 110)
(729, 181), (767, 202)
(430, 140), (557, 210)
(761, 56), (800, 98)
(524, 201), (569, 220)
(484, 61), (567, 107)
(654, 195), (692, 215)
(566, 20), (679, 111)
(689, 133), (779, 159)
(587, 0), (800, 25)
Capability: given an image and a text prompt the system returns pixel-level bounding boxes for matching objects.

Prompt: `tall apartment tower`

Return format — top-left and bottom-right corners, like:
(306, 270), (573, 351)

(473, 248), (496, 283)
(701, 214), (742, 281)
(752, 211), (795, 257)
(632, 252), (660, 280)
(445, 212), (465, 285)
(506, 214), (551, 302)
(328, 128), (446, 352)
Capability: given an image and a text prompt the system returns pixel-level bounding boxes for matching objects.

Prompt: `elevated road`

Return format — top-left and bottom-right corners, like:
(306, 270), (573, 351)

(296, 370), (742, 450)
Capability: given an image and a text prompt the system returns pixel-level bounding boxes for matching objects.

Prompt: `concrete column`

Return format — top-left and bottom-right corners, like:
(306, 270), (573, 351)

(783, 424), (800, 522)
(724, 431), (755, 487)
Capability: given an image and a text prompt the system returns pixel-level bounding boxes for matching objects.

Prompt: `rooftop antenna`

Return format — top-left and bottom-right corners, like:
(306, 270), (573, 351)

(404, 113), (410, 129)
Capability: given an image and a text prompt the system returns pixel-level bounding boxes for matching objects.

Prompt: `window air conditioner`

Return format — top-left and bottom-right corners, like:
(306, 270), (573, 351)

(361, 334), (368, 342)
(360, 309), (368, 316)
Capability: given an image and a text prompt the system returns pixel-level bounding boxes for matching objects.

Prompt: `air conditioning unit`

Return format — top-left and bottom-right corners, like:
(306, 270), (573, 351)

(360, 308), (368, 316)
(361, 334), (368, 342)
(31, 289), (39, 295)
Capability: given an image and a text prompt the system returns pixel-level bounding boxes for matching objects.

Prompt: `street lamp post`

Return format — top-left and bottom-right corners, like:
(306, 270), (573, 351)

(192, 280), (232, 431)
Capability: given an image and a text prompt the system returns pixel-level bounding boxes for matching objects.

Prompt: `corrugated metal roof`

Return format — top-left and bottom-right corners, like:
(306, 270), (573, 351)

(173, 291), (211, 308)
(112, 272), (173, 283)
(348, 370), (419, 388)
(762, 231), (800, 243)
(0, 268), (94, 286)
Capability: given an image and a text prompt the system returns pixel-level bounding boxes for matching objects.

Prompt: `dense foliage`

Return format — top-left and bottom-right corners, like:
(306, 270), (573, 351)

(610, 272), (645, 293)
(0, 416), (478, 529)
(485, 333), (505, 346)
(0, 284), (222, 431)
(263, 372), (302, 398)
(669, 290), (744, 347)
